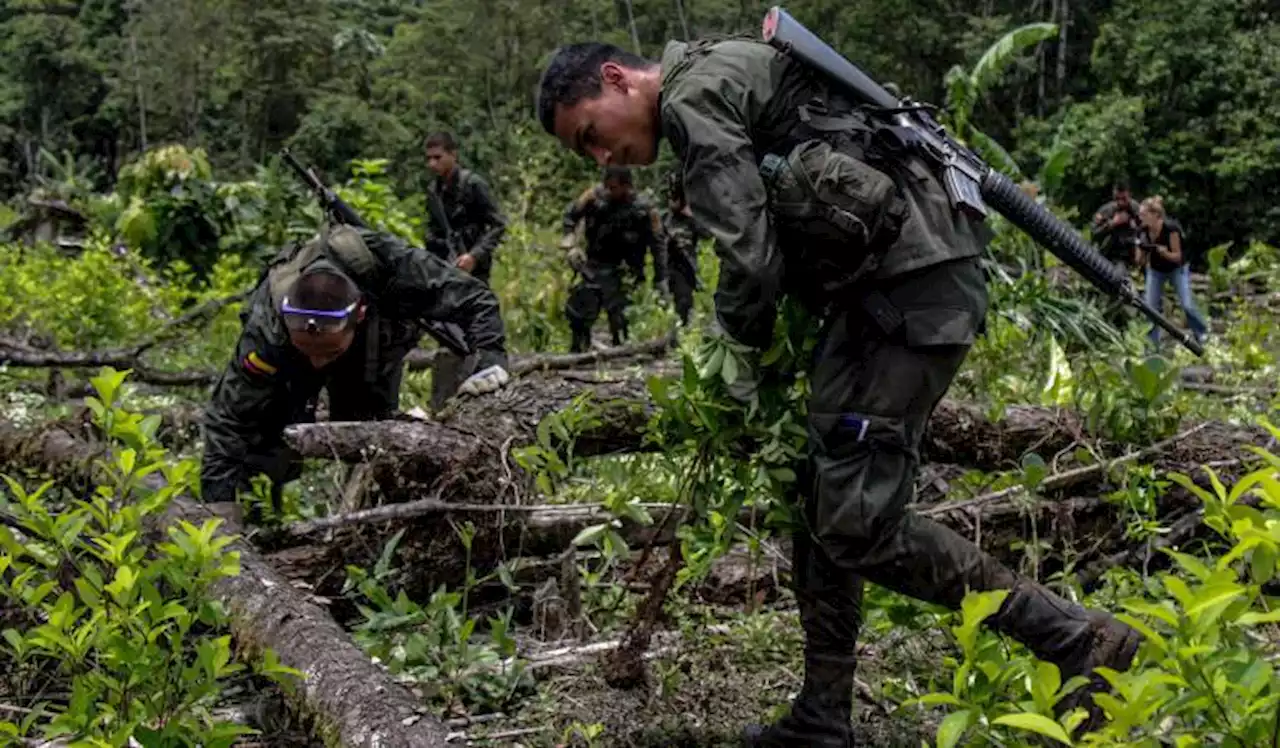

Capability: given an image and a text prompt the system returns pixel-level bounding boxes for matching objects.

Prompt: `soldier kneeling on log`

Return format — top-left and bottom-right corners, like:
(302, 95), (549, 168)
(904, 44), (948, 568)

(200, 225), (511, 518)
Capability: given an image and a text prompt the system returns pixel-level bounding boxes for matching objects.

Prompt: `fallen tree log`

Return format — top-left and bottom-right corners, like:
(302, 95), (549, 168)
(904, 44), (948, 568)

(404, 333), (675, 374)
(0, 424), (452, 748)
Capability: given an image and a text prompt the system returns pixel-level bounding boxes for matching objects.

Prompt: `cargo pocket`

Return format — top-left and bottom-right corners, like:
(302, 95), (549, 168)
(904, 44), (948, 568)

(807, 410), (913, 544)
(763, 140), (906, 297)
(902, 306), (977, 349)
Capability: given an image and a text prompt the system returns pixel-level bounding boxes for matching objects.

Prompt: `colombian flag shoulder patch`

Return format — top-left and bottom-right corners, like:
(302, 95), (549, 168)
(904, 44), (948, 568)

(242, 350), (279, 377)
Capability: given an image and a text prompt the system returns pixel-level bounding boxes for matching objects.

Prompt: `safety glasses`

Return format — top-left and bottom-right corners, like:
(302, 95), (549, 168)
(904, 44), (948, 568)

(280, 297), (359, 334)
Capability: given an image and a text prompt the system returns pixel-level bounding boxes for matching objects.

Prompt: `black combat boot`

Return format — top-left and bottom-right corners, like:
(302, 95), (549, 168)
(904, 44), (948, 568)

(988, 577), (1143, 734)
(742, 652), (856, 747)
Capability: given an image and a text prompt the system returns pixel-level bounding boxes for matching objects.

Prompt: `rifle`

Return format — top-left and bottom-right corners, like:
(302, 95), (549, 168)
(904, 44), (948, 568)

(280, 149), (472, 357)
(761, 7), (1204, 356)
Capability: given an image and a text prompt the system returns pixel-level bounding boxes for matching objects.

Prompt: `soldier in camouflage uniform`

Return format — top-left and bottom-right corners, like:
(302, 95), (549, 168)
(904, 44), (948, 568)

(663, 169), (709, 325)
(537, 37), (1141, 745)
(201, 225), (510, 515)
(1091, 180), (1142, 271)
(560, 166), (667, 352)
(423, 131), (510, 409)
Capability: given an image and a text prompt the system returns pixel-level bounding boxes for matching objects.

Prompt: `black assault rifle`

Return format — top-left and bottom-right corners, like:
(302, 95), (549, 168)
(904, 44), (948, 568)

(762, 7), (1204, 356)
(280, 148), (472, 357)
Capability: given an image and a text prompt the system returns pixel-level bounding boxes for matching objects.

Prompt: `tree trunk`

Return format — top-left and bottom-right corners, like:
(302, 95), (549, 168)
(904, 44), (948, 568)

(0, 425), (453, 748)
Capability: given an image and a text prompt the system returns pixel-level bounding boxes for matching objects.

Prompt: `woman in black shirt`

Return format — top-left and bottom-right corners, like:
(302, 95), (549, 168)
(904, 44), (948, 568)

(1138, 196), (1208, 346)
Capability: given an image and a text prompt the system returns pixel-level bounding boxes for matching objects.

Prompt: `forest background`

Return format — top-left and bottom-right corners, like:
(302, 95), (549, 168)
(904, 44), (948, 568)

(2, 0), (1278, 256)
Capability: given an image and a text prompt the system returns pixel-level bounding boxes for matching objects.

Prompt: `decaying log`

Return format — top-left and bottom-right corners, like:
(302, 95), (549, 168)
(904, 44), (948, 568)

(0, 424), (451, 748)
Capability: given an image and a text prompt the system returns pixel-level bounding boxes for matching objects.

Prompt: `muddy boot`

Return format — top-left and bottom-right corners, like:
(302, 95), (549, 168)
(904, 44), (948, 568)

(988, 578), (1142, 735)
(742, 652), (856, 747)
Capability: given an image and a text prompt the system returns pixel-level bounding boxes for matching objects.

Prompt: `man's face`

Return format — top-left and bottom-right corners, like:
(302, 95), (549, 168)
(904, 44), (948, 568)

(426, 146), (457, 178)
(604, 178), (633, 202)
(1115, 189), (1131, 209)
(286, 306), (366, 369)
(552, 62), (660, 167)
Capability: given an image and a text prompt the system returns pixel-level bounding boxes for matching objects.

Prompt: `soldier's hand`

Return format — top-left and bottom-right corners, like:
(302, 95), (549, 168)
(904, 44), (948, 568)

(559, 234), (577, 250)
(458, 365), (511, 396)
(454, 253), (477, 273)
(656, 278), (671, 301)
(567, 247), (588, 273)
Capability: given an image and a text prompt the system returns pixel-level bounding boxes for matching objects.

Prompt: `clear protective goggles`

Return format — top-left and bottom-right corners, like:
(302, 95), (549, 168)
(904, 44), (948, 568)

(280, 296), (358, 334)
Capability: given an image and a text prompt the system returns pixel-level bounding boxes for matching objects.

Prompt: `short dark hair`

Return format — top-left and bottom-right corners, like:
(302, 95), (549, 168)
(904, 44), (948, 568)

(1113, 179), (1130, 193)
(289, 266), (361, 311)
(602, 165), (632, 185)
(536, 43), (653, 135)
(425, 131), (458, 153)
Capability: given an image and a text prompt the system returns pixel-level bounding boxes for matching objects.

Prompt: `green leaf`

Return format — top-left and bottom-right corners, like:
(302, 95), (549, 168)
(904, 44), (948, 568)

(970, 23), (1059, 94)
(720, 350), (740, 386)
(936, 709), (974, 748)
(992, 712), (1073, 745)
(571, 523), (610, 548)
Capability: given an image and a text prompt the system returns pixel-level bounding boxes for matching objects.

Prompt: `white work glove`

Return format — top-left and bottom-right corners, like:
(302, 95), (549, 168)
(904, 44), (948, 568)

(458, 364), (511, 396)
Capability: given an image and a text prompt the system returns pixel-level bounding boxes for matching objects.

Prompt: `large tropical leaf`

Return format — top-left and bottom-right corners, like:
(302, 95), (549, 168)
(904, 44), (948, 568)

(968, 126), (1025, 179)
(1037, 140), (1073, 196)
(971, 22), (1059, 95)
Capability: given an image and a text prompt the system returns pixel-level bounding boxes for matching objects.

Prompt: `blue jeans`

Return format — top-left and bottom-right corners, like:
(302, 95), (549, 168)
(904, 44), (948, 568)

(1145, 265), (1208, 344)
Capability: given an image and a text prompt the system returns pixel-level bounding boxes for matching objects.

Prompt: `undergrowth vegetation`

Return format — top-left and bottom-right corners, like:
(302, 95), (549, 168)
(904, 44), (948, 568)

(1, 145), (1279, 746)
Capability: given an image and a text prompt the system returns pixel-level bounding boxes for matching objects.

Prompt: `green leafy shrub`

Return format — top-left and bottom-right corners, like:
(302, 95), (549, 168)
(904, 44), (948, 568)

(0, 368), (298, 745)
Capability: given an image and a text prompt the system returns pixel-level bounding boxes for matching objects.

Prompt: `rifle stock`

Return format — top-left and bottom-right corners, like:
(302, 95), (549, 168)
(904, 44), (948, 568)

(761, 7), (1204, 357)
(279, 149), (473, 357)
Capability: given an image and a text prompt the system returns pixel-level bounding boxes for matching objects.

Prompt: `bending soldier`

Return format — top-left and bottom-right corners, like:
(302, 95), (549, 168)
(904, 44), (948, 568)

(560, 166), (667, 352)
(201, 225), (510, 516)
(423, 131), (509, 409)
(538, 37), (1141, 745)
(663, 169), (709, 325)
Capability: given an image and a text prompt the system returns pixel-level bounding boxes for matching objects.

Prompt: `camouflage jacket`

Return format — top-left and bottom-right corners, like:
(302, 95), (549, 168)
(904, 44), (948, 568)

(658, 38), (987, 349)
(562, 186), (667, 284)
(425, 167), (508, 282)
(663, 207), (706, 275)
(1091, 198), (1142, 261)
(200, 228), (507, 503)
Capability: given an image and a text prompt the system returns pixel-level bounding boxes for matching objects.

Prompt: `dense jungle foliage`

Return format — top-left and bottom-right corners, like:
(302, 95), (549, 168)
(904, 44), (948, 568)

(3, 1), (1280, 747)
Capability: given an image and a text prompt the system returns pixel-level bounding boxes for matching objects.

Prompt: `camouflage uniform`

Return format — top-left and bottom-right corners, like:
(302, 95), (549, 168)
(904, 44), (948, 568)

(425, 166), (509, 408)
(1092, 197), (1142, 269)
(200, 227), (507, 510)
(659, 37), (1138, 744)
(562, 185), (667, 351)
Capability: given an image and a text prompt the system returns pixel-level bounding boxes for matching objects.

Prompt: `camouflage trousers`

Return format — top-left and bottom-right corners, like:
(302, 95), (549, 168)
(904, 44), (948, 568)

(792, 257), (1082, 661)
(565, 260), (634, 350)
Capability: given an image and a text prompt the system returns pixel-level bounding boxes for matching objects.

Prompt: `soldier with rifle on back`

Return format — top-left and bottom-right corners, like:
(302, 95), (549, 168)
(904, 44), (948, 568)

(423, 131), (510, 409)
(532, 6), (1204, 743)
(559, 165), (668, 352)
(200, 153), (511, 520)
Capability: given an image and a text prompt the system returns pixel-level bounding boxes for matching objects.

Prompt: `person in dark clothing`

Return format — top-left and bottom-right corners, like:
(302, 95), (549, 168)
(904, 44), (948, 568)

(200, 225), (510, 515)
(1091, 180), (1142, 271)
(536, 37), (1142, 746)
(423, 131), (510, 408)
(1137, 196), (1209, 346)
(560, 166), (667, 351)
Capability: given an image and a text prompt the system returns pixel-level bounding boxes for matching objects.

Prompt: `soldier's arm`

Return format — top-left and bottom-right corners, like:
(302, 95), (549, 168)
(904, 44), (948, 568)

(562, 187), (595, 236)
(200, 291), (291, 503)
(662, 74), (781, 349)
(465, 173), (508, 264)
(369, 231), (509, 371)
(424, 186), (450, 253)
(1092, 205), (1115, 238)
